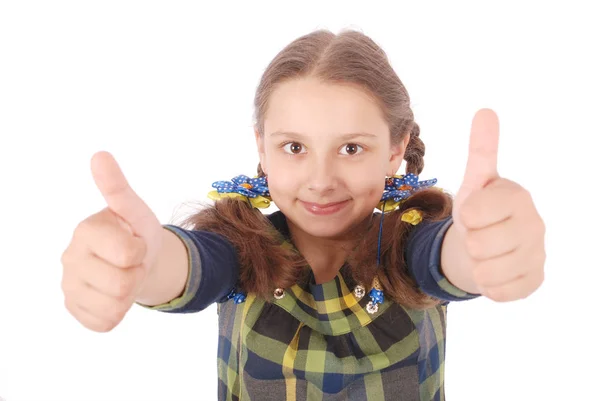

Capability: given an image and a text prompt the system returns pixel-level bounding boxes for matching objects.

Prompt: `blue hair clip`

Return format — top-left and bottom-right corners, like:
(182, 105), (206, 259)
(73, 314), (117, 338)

(380, 173), (438, 202)
(208, 175), (272, 208)
(212, 175), (270, 198)
(377, 173), (438, 213)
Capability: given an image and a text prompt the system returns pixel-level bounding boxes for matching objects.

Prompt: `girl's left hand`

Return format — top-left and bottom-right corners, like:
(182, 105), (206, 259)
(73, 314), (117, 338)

(452, 108), (546, 302)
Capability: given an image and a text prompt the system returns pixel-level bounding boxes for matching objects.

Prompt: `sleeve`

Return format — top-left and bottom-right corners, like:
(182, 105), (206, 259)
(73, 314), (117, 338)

(405, 215), (480, 304)
(135, 224), (240, 314)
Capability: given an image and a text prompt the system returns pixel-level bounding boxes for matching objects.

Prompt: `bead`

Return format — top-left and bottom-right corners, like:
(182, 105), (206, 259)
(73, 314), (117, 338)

(368, 288), (385, 304)
(366, 301), (379, 314)
(354, 285), (365, 299)
(274, 288), (285, 299)
(226, 287), (247, 304)
(233, 293), (246, 304)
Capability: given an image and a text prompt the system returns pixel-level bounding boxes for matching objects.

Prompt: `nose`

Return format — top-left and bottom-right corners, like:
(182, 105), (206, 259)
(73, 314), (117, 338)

(307, 155), (338, 194)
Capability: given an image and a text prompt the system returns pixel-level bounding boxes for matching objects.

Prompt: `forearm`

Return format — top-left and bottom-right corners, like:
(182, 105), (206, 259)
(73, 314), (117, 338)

(135, 228), (190, 306)
(440, 223), (481, 295)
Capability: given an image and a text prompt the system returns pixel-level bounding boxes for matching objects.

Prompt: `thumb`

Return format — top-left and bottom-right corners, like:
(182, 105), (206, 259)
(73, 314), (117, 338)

(90, 151), (157, 236)
(461, 108), (500, 192)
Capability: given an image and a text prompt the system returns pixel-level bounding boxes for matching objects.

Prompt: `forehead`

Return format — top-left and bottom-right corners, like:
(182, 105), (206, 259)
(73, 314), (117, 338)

(264, 77), (389, 138)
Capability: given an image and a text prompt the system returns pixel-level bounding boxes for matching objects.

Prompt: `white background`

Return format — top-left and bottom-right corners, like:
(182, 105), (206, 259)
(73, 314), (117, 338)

(1, 1), (598, 400)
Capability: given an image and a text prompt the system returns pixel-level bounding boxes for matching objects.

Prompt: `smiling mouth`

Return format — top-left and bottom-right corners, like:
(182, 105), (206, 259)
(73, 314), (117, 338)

(300, 200), (350, 215)
(303, 201), (347, 207)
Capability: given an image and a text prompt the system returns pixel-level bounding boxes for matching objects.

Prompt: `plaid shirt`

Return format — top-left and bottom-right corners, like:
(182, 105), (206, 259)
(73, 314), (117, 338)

(138, 211), (478, 400)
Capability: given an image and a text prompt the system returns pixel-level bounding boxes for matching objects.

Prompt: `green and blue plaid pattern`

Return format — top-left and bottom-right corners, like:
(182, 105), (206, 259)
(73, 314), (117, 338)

(216, 262), (452, 401)
(138, 212), (478, 400)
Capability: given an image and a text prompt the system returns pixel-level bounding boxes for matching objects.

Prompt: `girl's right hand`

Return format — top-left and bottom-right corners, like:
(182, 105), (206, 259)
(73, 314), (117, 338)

(61, 151), (164, 332)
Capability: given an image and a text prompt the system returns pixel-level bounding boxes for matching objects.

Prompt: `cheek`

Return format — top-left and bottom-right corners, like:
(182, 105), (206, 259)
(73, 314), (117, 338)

(348, 167), (385, 198)
(353, 178), (384, 204)
(265, 168), (298, 201)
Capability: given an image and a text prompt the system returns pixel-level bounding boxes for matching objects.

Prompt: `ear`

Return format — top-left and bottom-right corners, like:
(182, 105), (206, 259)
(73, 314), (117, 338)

(254, 128), (268, 175)
(387, 134), (411, 176)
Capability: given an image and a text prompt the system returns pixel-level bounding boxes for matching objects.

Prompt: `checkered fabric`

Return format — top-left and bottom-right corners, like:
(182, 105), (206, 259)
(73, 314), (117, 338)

(216, 265), (451, 401)
(138, 211), (478, 400)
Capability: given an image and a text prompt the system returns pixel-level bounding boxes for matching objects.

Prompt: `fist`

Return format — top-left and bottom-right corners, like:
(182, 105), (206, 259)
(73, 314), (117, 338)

(61, 151), (163, 332)
(453, 109), (546, 302)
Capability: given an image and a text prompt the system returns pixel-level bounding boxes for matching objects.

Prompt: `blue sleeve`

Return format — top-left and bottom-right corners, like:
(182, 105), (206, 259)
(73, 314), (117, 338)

(405, 215), (480, 304)
(135, 224), (239, 314)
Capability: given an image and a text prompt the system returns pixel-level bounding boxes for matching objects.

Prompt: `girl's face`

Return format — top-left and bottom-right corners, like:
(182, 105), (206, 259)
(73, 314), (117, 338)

(256, 76), (409, 239)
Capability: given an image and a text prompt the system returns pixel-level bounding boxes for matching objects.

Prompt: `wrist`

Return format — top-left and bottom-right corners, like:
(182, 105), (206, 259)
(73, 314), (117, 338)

(440, 223), (481, 295)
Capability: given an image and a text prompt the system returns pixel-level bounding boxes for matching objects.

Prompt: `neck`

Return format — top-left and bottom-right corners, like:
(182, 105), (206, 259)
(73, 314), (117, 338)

(286, 214), (372, 284)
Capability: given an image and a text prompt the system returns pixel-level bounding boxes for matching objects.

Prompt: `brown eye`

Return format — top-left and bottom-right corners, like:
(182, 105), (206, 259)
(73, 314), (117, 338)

(283, 142), (305, 154)
(341, 143), (363, 155)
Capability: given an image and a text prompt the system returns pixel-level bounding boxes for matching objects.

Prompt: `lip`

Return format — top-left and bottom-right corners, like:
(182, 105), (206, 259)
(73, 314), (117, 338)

(300, 200), (350, 216)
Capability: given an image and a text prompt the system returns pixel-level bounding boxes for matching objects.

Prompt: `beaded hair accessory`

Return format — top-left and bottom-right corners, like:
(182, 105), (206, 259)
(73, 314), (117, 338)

(210, 173), (438, 313)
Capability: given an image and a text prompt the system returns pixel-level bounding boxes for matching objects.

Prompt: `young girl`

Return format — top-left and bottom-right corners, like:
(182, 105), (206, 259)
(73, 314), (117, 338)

(62, 28), (546, 400)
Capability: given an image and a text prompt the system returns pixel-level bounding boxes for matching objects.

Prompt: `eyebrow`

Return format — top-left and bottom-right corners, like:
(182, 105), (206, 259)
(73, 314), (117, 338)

(268, 131), (378, 140)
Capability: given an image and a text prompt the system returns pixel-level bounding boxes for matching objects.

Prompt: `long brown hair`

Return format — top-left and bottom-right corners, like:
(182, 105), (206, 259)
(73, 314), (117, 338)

(180, 29), (453, 309)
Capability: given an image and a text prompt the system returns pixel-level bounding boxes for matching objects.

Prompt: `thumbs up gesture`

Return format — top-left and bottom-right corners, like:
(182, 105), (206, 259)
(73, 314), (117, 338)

(61, 151), (163, 332)
(451, 109), (546, 302)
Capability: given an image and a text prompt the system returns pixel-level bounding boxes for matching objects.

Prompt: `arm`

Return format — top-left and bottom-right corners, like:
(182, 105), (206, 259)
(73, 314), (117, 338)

(135, 225), (240, 313)
(405, 215), (480, 303)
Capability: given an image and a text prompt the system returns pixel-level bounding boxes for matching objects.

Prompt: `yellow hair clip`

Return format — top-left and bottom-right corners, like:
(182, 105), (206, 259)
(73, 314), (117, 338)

(401, 209), (423, 225)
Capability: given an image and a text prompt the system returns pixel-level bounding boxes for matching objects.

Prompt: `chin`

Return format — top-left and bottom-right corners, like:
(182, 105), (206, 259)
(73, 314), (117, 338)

(300, 222), (351, 239)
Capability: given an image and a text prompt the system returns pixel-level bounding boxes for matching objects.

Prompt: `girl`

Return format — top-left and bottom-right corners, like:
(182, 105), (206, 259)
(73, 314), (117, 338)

(62, 28), (546, 400)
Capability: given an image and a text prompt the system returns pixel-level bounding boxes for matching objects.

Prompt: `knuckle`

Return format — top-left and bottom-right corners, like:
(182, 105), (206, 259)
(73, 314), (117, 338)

(538, 220), (547, 238)
(115, 245), (139, 267)
(64, 297), (76, 315)
(60, 246), (79, 268)
(112, 238), (144, 268)
(64, 298), (117, 333)
(60, 249), (69, 266)
(459, 207), (474, 228)
(74, 218), (92, 238)
(487, 287), (511, 302)
(101, 324), (117, 333)
(110, 272), (135, 299)
(538, 271), (545, 287)
(472, 266), (489, 285)
(60, 278), (71, 296)
(533, 268), (545, 288)
(109, 302), (130, 322)
(465, 233), (483, 259)
(520, 188), (532, 202)
(92, 319), (116, 333)
(61, 276), (80, 298)
(537, 249), (547, 266)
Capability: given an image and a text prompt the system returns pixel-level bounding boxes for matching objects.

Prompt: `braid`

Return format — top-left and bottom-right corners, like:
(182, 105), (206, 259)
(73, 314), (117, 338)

(257, 162), (266, 178)
(404, 122), (425, 175)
